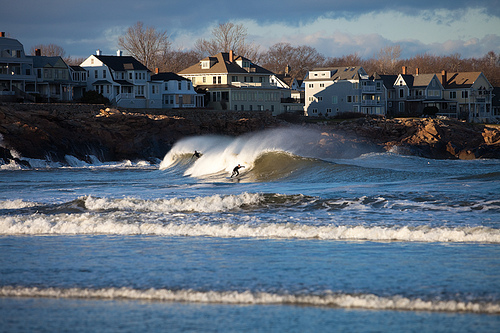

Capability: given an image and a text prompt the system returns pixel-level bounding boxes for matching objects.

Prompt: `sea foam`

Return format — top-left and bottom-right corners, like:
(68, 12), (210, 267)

(2, 286), (498, 314)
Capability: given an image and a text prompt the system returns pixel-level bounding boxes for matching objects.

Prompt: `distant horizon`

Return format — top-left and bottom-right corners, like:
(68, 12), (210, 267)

(1, 1), (499, 61)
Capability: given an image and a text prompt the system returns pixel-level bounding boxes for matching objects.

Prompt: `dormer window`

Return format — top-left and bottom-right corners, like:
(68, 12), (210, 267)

(201, 60), (210, 69)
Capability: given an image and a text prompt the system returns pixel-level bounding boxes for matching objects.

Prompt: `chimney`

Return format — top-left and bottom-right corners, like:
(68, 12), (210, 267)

(155, 68), (159, 74)
(229, 50), (234, 62)
(116, 50), (123, 56)
(35, 48), (41, 56)
(0, 32), (5, 38)
(415, 68), (419, 75)
(96, 49), (101, 56)
(441, 70), (447, 86)
(402, 66), (407, 75)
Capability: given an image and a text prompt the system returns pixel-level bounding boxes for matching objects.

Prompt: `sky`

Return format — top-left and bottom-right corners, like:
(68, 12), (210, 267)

(2, 0), (499, 61)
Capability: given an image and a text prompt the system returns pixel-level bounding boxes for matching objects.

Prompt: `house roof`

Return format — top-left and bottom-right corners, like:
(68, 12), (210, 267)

(92, 80), (113, 85)
(412, 74), (436, 88)
(95, 55), (149, 72)
(373, 73), (398, 88)
(151, 72), (189, 82)
(306, 66), (367, 81)
(275, 74), (295, 87)
(28, 56), (68, 69)
(70, 65), (86, 72)
(439, 72), (482, 89)
(178, 52), (274, 75)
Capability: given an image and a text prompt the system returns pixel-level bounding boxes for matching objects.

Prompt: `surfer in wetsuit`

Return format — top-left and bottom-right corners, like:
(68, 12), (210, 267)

(193, 151), (201, 158)
(231, 164), (245, 178)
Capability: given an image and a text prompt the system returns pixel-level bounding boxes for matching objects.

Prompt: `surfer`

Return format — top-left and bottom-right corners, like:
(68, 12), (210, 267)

(192, 150), (201, 158)
(231, 164), (245, 178)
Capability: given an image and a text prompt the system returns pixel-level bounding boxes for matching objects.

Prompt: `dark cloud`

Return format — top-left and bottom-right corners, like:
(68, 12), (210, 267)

(1, 0), (498, 58)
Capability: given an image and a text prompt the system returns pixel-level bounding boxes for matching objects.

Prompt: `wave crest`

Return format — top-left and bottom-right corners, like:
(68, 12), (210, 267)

(2, 286), (498, 314)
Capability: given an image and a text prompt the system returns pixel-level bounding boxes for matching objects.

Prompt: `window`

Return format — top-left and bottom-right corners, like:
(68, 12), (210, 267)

(187, 82), (191, 90)
(129, 72), (132, 80)
(320, 83), (324, 88)
(103, 70), (106, 78)
(178, 82), (182, 90)
(318, 96), (323, 101)
(232, 76), (237, 82)
(332, 96), (338, 104)
(462, 91), (469, 99)
(312, 108), (318, 114)
(203, 77), (206, 83)
(326, 108), (332, 113)
(450, 91), (456, 99)
(308, 84), (314, 88)
(347, 96), (352, 103)
(213, 77), (217, 84)
(218, 76), (222, 84)
(94, 70), (98, 79)
(399, 89), (404, 98)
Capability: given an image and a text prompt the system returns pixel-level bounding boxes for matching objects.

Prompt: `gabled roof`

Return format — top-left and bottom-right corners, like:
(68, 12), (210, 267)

(178, 52), (274, 75)
(94, 55), (149, 72)
(275, 74), (296, 87)
(412, 74), (437, 88)
(439, 72), (482, 89)
(28, 56), (68, 69)
(373, 73), (398, 88)
(151, 72), (190, 82)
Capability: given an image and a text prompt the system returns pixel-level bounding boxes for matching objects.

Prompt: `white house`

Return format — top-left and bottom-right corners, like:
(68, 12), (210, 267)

(80, 50), (156, 108)
(150, 72), (203, 108)
(304, 66), (384, 117)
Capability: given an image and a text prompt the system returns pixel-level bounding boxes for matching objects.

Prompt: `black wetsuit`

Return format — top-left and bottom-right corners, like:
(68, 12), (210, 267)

(231, 165), (244, 177)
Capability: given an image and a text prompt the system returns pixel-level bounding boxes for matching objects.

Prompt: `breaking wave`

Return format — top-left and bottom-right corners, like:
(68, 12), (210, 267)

(2, 286), (498, 314)
(159, 128), (354, 181)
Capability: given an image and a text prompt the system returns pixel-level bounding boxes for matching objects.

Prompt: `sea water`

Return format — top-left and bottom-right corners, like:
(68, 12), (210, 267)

(1, 127), (499, 332)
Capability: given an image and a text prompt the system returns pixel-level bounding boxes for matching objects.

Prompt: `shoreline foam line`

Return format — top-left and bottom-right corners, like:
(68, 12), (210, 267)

(1, 286), (499, 314)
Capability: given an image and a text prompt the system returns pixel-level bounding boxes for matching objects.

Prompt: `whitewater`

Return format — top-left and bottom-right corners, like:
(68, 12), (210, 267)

(1, 127), (499, 332)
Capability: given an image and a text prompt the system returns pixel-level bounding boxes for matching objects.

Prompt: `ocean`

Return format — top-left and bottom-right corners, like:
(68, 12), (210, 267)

(1, 127), (499, 332)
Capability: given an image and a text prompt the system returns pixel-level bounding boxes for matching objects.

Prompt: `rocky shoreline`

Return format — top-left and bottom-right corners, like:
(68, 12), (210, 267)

(1, 103), (499, 167)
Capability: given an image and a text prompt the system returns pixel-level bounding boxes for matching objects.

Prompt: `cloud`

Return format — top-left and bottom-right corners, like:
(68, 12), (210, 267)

(1, 0), (499, 60)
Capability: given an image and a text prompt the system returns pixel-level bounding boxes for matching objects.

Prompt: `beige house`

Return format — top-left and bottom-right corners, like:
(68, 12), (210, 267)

(178, 51), (291, 115)
(438, 71), (494, 122)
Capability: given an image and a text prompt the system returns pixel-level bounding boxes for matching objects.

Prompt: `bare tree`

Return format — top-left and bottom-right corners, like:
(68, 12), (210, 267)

(118, 21), (171, 70)
(30, 44), (66, 57)
(375, 45), (402, 74)
(194, 22), (260, 60)
(260, 42), (325, 79)
(161, 49), (202, 73)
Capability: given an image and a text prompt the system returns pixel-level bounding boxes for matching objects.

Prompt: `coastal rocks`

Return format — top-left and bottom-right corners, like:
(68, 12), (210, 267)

(341, 117), (500, 159)
(0, 103), (278, 165)
(0, 102), (499, 165)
